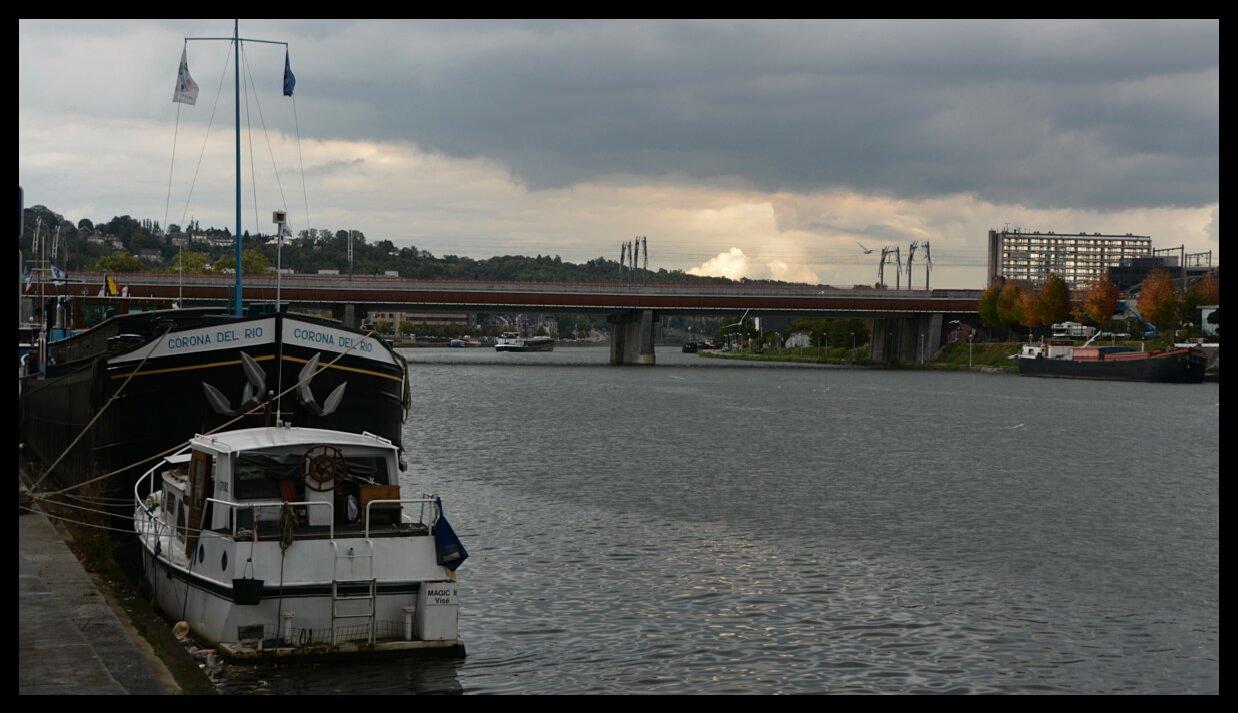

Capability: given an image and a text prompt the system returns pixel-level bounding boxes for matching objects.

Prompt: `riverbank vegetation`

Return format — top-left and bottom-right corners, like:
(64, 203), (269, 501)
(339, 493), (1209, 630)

(699, 345), (872, 365)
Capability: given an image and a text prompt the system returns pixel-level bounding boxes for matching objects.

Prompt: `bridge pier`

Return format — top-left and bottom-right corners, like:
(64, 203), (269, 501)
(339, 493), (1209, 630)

(608, 310), (658, 366)
(869, 313), (944, 365)
(333, 304), (366, 329)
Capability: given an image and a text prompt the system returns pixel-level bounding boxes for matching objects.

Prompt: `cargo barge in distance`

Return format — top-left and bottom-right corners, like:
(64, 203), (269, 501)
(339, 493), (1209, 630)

(1016, 339), (1207, 383)
(494, 332), (555, 352)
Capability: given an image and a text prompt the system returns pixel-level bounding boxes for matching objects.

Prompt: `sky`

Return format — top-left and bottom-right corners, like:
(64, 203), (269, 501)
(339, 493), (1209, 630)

(18, 19), (1219, 287)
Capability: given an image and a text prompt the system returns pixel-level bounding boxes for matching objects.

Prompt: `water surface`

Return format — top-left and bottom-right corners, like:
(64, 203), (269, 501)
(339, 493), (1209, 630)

(214, 346), (1218, 694)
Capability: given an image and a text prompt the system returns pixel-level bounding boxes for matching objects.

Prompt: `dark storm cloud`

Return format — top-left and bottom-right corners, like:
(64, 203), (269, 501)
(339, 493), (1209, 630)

(22, 19), (1217, 210)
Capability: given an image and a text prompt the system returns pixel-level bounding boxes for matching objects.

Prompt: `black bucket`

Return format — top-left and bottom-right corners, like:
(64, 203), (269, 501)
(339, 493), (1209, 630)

(232, 577), (265, 606)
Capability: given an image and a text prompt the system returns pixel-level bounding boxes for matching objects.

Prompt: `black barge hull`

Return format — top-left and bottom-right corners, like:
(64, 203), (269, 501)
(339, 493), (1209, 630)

(1017, 352), (1207, 383)
(20, 309), (409, 495)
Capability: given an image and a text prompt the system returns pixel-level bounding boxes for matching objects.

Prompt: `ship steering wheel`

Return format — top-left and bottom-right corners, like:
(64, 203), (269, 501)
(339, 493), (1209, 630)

(303, 445), (347, 492)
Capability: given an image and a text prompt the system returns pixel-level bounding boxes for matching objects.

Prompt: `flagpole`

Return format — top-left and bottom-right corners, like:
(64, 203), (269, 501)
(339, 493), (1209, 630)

(275, 219), (283, 424)
(233, 18), (243, 316)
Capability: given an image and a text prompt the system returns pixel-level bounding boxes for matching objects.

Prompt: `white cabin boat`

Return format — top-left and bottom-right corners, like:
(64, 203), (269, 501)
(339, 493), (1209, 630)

(132, 426), (466, 660)
(494, 332), (554, 352)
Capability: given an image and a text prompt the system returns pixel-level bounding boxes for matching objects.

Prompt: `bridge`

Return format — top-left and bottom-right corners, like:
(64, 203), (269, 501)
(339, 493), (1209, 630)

(33, 272), (981, 366)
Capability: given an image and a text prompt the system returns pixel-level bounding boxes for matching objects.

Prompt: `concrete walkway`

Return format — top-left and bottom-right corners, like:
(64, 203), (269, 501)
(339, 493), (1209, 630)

(20, 506), (179, 695)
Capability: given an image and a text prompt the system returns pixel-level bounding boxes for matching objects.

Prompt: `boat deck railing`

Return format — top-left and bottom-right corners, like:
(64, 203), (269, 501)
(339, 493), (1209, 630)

(133, 467), (435, 544)
(365, 499), (437, 539)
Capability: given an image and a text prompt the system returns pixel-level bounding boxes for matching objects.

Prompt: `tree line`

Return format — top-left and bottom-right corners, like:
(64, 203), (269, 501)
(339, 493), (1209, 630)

(977, 270), (1219, 339)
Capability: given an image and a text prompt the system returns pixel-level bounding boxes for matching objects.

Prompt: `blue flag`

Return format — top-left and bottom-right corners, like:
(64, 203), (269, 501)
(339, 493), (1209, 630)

(432, 497), (468, 572)
(283, 50), (296, 97)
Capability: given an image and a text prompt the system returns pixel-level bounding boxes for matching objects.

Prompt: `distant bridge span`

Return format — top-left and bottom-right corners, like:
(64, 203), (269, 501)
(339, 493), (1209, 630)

(36, 272), (982, 365)
(42, 272), (980, 316)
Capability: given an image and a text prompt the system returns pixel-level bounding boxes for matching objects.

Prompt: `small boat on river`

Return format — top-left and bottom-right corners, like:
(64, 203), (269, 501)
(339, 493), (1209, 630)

(494, 332), (554, 352)
(133, 426), (466, 660)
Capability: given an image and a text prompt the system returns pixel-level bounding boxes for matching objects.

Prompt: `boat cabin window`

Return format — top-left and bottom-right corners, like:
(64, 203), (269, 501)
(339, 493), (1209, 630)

(233, 458), (290, 500)
(175, 499), (186, 541)
(232, 450), (392, 500)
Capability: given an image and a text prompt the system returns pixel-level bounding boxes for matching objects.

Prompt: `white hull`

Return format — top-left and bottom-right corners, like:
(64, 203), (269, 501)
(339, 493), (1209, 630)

(139, 546), (460, 652)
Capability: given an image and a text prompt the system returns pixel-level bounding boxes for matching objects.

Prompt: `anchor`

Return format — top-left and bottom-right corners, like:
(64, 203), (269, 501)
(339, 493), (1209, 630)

(296, 352), (348, 417)
(202, 351), (267, 416)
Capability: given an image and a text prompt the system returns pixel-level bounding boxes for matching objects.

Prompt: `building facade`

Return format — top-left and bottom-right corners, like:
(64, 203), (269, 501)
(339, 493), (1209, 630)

(987, 229), (1152, 288)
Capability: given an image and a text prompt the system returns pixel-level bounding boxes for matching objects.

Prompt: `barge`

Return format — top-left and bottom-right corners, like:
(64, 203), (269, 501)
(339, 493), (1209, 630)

(20, 307), (410, 494)
(1016, 338), (1207, 383)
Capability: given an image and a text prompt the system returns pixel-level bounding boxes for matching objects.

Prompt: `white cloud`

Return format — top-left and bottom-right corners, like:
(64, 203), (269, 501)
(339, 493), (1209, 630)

(687, 248), (751, 280)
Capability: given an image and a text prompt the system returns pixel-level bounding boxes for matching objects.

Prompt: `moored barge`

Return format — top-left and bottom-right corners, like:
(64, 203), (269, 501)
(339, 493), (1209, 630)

(20, 307), (410, 494)
(1016, 340), (1207, 383)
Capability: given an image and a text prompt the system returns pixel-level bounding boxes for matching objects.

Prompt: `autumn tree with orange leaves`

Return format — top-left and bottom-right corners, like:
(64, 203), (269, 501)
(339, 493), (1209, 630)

(1082, 273), (1120, 325)
(996, 281), (1025, 334)
(1017, 285), (1042, 328)
(1037, 274), (1071, 327)
(1180, 272), (1220, 329)
(1137, 269), (1182, 331)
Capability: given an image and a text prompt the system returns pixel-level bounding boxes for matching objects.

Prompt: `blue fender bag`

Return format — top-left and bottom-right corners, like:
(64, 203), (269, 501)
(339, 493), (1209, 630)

(433, 497), (469, 571)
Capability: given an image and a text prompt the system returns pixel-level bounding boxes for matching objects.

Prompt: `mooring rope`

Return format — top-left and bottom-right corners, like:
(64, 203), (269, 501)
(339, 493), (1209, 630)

(26, 325), (173, 494)
(20, 504), (137, 535)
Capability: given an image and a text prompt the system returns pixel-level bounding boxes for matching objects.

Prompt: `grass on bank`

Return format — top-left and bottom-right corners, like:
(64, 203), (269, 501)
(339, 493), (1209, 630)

(699, 342), (1022, 372)
(698, 345), (873, 365)
(930, 341), (1019, 372)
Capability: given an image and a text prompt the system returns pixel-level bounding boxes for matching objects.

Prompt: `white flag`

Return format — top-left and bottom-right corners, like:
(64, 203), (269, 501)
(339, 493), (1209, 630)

(173, 48), (199, 105)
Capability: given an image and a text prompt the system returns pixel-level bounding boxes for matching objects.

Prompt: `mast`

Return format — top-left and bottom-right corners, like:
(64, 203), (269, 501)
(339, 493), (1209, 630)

(183, 21), (288, 317)
(233, 18), (243, 316)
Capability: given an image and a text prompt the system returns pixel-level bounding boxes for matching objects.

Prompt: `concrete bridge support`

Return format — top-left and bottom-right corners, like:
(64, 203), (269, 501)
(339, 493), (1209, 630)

(608, 310), (658, 366)
(869, 313), (945, 365)
(332, 304), (366, 329)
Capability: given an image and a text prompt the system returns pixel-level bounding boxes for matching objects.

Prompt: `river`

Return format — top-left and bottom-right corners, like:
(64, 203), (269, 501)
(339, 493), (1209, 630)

(213, 346), (1219, 694)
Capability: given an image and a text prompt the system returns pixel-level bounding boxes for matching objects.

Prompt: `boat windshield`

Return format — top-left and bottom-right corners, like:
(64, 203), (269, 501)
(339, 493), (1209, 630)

(233, 451), (391, 500)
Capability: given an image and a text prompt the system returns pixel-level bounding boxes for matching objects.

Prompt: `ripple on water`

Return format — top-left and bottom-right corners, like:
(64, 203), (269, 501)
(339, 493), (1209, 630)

(213, 351), (1217, 694)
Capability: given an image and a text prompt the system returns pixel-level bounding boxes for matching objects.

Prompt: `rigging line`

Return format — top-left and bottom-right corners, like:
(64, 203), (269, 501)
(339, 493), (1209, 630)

(241, 44), (289, 214)
(178, 40), (234, 230)
(26, 325), (174, 494)
(164, 100), (183, 237)
(241, 42), (260, 242)
(36, 329), (382, 498)
(292, 94), (309, 235)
